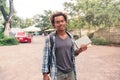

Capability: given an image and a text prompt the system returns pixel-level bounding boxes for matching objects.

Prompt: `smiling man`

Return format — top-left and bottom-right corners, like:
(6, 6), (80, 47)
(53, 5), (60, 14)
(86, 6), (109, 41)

(42, 12), (87, 80)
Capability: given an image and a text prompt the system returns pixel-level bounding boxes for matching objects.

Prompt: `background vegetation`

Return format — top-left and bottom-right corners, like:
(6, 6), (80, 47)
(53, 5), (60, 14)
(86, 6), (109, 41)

(0, 0), (120, 45)
(0, 33), (18, 46)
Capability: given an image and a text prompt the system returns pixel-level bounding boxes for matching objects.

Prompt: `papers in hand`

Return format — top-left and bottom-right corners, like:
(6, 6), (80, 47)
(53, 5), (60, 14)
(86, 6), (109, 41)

(75, 35), (92, 49)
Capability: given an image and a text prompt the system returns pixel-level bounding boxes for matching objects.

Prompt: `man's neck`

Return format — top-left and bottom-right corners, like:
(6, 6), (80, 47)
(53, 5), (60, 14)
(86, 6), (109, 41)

(57, 30), (66, 36)
(56, 30), (68, 39)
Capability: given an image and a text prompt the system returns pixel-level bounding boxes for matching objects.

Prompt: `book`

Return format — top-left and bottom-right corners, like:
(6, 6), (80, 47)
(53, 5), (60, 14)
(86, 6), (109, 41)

(74, 35), (92, 49)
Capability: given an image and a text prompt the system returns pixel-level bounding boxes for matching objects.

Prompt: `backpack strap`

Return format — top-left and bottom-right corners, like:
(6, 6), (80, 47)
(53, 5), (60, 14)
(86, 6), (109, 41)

(49, 31), (56, 49)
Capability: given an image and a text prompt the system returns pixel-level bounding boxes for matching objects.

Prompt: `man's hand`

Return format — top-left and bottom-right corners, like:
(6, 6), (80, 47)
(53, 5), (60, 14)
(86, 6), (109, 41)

(80, 44), (87, 51)
(43, 73), (50, 80)
(75, 44), (87, 56)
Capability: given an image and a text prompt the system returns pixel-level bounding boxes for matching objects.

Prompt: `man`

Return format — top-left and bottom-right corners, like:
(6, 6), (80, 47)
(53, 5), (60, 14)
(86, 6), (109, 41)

(42, 12), (87, 80)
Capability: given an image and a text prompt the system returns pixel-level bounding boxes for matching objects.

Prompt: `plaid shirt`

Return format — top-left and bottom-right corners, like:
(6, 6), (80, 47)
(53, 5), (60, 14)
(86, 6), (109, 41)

(42, 31), (77, 80)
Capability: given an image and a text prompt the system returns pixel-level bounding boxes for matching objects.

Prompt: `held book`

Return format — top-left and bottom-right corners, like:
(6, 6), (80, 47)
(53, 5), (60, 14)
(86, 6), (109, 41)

(74, 35), (92, 49)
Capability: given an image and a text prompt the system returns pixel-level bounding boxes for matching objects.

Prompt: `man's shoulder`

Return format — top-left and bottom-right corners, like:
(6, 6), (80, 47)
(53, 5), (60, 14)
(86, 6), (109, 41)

(49, 31), (56, 37)
(66, 31), (73, 39)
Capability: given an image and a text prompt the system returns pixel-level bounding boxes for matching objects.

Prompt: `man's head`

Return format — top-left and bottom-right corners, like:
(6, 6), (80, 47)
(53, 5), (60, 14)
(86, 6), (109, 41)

(50, 12), (68, 28)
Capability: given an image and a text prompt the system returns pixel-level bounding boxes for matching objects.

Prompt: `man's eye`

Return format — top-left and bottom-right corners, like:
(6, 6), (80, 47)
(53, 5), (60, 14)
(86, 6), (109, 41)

(56, 21), (60, 24)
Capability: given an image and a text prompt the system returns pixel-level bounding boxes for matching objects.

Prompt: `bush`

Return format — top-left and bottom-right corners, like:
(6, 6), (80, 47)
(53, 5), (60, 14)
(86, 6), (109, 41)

(0, 26), (3, 33)
(73, 35), (79, 40)
(0, 33), (5, 39)
(0, 33), (19, 46)
(0, 37), (19, 46)
(91, 38), (109, 45)
(87, 33), (94, 39)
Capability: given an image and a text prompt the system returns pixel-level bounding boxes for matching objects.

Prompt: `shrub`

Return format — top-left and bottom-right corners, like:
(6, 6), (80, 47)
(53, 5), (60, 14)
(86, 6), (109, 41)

(0, 37), (19, 46)
(91, 38), (109, 45)
(0, 33), (5, 39)
(0, 33), (19, 46)
(73, 35), (79, 40)
(87, 33), (94, 39)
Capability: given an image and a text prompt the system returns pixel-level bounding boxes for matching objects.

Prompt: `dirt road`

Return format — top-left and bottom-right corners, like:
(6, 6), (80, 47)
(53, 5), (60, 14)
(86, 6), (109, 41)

(0, 36), (120, 80)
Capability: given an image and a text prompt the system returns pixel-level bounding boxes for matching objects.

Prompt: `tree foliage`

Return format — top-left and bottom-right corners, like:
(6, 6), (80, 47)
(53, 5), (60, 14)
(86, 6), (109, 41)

(35, 10), (52, 30)
(64, 0), (120, 30)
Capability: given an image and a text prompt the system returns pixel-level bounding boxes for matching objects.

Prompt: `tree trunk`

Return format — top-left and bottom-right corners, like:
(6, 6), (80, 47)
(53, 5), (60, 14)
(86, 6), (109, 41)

(4, 21), (11, 36)
(0, 0), (14, 36)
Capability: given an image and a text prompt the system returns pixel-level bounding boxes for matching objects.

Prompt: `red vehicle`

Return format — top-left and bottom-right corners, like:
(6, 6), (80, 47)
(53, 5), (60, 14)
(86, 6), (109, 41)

(15, 32), (32, 43)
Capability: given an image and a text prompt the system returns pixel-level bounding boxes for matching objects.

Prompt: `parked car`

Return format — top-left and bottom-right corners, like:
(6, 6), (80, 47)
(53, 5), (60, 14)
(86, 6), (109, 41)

(15, 32), (32, 43)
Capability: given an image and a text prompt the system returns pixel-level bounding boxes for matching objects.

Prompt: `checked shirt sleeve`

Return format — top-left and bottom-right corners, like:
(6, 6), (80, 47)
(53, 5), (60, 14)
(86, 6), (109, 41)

(42, 36), (51, 73)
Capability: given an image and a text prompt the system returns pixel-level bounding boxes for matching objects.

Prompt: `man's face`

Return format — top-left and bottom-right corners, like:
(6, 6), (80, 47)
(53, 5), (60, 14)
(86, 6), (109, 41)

(54, 16), (67, 31)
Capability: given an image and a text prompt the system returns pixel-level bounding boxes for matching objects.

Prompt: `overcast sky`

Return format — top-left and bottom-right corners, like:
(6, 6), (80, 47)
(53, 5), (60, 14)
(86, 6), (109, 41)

(13, 0), (70, 19)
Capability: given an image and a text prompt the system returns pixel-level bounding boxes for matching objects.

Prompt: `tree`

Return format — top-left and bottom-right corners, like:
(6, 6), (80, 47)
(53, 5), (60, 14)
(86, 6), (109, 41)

(64, 0), (86, 36)
(11, 15), (21, 28)
(36, 10), (52, 30)
(0, 0), (14, 36)
(64, 0), (120, 30)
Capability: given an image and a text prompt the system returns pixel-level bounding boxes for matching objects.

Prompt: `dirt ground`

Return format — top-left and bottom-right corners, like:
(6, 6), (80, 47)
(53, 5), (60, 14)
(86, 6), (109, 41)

(0, 36), (120, 80)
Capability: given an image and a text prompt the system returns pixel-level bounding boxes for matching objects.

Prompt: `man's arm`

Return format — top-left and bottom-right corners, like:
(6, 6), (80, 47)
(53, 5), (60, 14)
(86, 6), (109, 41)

(42, 36), (51, 80)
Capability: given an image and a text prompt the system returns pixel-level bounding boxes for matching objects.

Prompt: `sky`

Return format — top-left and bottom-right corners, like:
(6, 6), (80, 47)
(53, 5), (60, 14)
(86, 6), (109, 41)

(13, 0), (70, 19)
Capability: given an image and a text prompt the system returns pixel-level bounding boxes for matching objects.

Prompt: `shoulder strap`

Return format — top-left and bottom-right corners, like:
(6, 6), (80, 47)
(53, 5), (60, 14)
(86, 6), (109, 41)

(49, 31), (56, 50)
(50, 35), (53, 48)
